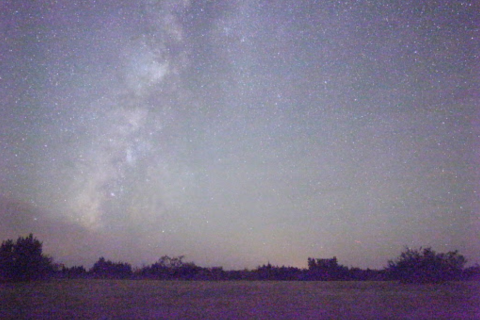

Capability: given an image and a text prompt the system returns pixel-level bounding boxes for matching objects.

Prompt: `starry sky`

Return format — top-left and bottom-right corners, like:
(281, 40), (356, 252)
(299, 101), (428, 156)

(1, 0), (479, 270)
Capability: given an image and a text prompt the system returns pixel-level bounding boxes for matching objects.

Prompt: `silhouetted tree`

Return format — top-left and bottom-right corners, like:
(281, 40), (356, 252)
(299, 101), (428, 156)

(90, 257), (132, 279)
(348, 267), (386, 281)
(387, 247), (467, 283)
(197, 267), (225, 280)
(254, 263), (303, 280)
(0, 234), (54, 282)
(307, 257), (349, 280)
(463, 264), (480, 281)
(61, 265), (87, 278)
(138, 255), (203, 280)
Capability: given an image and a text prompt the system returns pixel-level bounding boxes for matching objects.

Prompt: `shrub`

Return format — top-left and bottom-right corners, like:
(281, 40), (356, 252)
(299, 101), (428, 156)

(387, 247), (466, 283)
(90, 257), (133, 279)
(0, 234), (54, 282)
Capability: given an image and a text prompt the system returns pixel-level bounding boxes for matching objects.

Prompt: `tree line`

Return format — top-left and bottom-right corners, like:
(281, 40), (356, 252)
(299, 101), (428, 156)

(1, 234), (479, 283)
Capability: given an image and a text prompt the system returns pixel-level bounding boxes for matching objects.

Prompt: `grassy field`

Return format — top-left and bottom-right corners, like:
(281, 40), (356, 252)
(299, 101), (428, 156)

(1, 280), (479, 319)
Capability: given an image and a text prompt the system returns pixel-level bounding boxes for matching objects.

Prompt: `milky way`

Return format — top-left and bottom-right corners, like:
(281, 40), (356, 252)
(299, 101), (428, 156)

(1, 0), (479, 269)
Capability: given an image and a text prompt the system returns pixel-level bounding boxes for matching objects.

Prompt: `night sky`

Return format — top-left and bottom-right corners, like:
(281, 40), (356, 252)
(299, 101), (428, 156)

(1, 0), (479, 270)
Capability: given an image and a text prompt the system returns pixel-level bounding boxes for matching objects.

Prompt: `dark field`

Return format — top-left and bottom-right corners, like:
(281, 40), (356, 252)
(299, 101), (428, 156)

(1, 280), (479, 319)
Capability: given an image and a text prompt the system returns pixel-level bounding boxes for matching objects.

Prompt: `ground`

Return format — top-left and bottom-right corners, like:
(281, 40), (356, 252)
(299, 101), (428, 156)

(1, 280), (479, 319)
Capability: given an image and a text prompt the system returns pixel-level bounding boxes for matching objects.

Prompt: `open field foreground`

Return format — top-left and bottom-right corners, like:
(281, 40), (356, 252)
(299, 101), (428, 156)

(1, 280), (479, 319)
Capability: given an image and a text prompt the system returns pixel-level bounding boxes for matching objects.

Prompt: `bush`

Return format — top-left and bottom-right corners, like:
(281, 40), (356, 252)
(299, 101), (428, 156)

(387, 247), (466, 283)
(0, 234), (54, 282)
(61, 265), (88, 279)
(137, 255), (203, 280)
(90, 257), (133, 279)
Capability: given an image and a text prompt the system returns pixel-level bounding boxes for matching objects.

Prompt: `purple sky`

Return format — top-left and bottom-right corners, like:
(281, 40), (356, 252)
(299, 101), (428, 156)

(1, 0), (479, 270)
